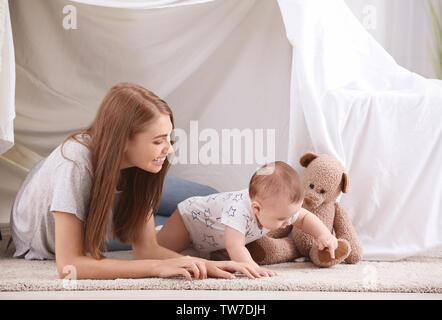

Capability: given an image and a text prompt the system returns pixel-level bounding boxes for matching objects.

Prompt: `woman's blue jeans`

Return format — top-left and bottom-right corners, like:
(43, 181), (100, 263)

(105, 174), (217, 251)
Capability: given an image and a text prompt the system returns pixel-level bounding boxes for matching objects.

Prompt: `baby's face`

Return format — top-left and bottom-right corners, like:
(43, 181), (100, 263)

(252, 196), (303, 230)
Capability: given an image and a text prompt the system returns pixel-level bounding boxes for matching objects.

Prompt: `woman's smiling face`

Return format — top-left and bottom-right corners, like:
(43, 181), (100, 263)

(121, 114), (173, 173)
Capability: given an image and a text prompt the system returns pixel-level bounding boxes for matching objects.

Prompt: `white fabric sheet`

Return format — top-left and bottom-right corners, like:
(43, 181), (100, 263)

(0, 0), (15, 154)
(72, 0), (217, 9)
(278, 0), (442, 260)
(3, 0), (291, 220)
(1, 0), (441, 260)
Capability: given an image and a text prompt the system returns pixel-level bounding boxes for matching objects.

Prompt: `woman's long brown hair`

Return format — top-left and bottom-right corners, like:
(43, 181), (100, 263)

(60, 82), (174, 259)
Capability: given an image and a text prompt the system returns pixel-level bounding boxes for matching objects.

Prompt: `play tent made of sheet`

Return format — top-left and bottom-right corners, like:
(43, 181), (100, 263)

(0, 0), (441, 260)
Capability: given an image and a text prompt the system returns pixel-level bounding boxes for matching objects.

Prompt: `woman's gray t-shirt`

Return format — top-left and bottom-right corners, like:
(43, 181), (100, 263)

(10, 134), (120, 260)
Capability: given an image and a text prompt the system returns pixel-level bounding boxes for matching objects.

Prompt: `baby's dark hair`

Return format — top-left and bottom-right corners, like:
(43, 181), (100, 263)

(249, 161), (304, 203)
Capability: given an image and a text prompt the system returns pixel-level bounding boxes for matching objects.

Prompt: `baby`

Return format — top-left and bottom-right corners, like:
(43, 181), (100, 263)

(157, 161), (338, 278)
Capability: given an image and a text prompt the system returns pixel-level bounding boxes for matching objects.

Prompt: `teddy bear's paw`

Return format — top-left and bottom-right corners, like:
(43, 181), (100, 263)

(309, 239), (351, 268)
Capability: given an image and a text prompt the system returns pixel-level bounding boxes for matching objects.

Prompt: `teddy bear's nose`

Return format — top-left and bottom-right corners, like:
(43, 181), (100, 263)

(309, 184), (314, 189)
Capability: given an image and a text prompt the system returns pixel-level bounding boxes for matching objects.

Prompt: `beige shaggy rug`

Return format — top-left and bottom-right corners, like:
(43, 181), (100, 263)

(1, 229), (441, 293)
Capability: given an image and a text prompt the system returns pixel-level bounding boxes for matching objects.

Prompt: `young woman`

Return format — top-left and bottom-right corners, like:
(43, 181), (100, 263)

(10, 82), (255, 280)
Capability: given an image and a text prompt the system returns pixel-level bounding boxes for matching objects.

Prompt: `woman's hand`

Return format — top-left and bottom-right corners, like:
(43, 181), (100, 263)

(154, 256), (279, 281)
(155, 255), (207, 281)
(236, 262), (278, 278)
(203, 260), (278, 279)
(205, 260), (256, 279)
(255, 265), (278, 277)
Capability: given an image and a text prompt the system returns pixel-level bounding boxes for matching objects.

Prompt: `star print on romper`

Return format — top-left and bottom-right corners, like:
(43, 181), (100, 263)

(203, 208), (211, 217)
(226, 206), (237, 217)
(191, 210), (200, 220)
(206, 194), (219, 202)
(242, 214), (252, 230)
(202, 234), (218, 247)
(231, 193), (244, 202)
(205, 218), (215, 229)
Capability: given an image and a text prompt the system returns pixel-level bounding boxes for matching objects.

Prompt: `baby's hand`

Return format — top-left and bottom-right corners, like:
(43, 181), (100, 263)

(316, 234), (338, 259)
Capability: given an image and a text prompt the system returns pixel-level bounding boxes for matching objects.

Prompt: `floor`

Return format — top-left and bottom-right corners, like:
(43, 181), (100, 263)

(1, 224), (441, 300)
(1, 290), (441, 300)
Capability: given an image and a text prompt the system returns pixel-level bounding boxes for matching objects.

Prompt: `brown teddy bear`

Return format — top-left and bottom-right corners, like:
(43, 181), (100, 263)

(211, 152), (363, 267)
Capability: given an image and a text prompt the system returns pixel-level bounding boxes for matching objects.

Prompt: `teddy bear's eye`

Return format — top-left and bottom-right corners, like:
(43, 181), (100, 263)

(320, 189), (326, 194)
(309, 184), (314, 189)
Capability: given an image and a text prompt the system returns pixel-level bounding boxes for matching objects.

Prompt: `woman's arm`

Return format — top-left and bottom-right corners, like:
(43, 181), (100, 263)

(132, 215), (262, 279)
(54, 211), (201, 280)
(131, 212), (182, 260)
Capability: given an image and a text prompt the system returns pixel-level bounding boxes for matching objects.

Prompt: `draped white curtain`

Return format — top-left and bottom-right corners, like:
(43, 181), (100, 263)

(0, 0), (292, 221)
(345, 0), (440, 79)
(1, 0), (441, 260)
(0, 0), (14, 155)
(279, 0), (442, 260)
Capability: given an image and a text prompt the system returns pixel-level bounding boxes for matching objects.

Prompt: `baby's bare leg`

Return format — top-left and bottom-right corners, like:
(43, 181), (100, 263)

(156, 209), (191, 252)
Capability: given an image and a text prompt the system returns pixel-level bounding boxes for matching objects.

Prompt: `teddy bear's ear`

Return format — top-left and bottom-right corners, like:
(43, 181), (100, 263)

(299, 152), (318, 167)
(341, 172), (349, 193)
